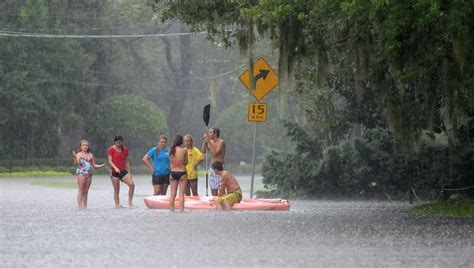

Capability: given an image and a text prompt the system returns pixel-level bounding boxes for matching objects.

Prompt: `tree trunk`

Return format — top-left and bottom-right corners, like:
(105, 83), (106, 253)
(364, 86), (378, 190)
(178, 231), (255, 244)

(161, 25), (192, 135)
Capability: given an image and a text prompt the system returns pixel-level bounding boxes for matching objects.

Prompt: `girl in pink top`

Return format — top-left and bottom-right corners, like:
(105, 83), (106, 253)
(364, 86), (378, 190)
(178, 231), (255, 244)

(107, 135), (135, 208)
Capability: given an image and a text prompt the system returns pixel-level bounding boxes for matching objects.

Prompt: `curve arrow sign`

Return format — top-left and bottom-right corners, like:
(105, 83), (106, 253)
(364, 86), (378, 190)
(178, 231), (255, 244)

(252, 69), (270, 90)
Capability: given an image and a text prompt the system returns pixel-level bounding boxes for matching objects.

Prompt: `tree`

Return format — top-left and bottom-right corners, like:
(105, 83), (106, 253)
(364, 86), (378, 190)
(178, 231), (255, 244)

(86, 94), (169, 161)
(151, 0), (473, 146)
(0, 0), (96, 159)
(150, 0), (307, 119)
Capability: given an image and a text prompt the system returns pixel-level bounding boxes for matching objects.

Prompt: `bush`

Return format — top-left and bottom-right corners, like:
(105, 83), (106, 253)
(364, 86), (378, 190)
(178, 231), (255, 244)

(0, 157), (109, 174)
(261, 125), (471, 199)
(261, 122), (322, 197)
(0, 158), (74, 173)
(261, 151), (301, 196)
(86, 94), (169, 162)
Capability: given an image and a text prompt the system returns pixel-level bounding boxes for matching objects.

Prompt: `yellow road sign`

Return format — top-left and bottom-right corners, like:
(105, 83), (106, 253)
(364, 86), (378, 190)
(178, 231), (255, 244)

(248, 102), (267, 122)
(239, 57), (279, 101)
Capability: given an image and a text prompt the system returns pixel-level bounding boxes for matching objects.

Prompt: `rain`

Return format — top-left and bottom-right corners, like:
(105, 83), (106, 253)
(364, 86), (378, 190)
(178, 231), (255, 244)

(1, 1), (473, 267)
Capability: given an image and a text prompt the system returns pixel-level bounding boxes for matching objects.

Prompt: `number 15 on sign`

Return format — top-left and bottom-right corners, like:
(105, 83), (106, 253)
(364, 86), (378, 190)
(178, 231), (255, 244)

(248, 102), (267, 122)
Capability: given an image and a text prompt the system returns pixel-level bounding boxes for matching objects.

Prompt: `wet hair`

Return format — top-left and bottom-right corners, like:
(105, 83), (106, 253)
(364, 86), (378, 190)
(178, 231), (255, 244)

(156, 135), (167, 156)
(78, 140), (90, 153)
(170, 135), (183, 156)
(210, 127), (220, 137)
(184, 134), (193, 142)
(212, 161), (224, 171)
(159, 135), (167, 142)
(114, 135), (123, 142)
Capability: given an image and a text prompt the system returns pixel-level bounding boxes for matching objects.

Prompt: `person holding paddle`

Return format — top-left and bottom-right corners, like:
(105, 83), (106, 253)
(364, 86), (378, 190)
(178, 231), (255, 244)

(201, 127), (226, 196)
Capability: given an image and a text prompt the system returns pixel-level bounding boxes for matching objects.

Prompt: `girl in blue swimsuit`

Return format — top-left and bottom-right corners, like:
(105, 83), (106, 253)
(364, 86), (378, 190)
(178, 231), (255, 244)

(74, 140), (105, 209)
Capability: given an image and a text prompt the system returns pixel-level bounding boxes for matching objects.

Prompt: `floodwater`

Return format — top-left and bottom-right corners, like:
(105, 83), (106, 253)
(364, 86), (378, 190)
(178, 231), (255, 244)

(1, 175), (473, 267)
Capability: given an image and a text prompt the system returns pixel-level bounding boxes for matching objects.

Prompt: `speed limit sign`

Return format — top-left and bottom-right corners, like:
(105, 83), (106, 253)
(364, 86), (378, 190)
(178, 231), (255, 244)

(248, 102), (267, 122)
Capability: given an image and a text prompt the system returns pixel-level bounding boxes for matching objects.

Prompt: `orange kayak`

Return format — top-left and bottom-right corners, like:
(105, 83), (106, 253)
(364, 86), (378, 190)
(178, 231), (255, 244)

(144, 196), (290, 211)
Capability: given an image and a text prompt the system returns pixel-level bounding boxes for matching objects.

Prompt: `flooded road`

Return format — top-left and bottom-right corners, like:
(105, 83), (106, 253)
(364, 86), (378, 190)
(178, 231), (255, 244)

(1, 176), (473, 267)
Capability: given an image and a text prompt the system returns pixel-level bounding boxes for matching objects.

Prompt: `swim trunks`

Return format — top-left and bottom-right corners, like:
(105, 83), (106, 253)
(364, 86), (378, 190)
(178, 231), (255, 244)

(217, 190), (242, 205)
(111, 169), (129, 181)
(209, 167), (221, 190)
(152, 174), (170, 185)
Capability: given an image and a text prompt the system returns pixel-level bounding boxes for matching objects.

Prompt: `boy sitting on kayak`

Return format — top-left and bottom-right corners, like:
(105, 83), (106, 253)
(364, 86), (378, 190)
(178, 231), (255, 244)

(211, 161), (242, 210)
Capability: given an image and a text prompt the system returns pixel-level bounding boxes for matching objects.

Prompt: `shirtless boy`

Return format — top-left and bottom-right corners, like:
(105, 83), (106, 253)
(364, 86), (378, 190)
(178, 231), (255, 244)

(212, 161), (242, 210)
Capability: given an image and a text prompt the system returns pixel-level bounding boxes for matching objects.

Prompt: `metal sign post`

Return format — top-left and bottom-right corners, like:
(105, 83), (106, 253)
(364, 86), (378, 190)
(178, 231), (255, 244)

(249, 122), (258, 198)
(247, 102), (266, 197)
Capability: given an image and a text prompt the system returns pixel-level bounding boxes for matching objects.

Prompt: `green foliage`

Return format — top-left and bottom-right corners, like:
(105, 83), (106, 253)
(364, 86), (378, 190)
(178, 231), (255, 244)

(0, 171), (70, 177)
(261, 122), (322, 196)
(0, 1), (99, 159)
(0, 157), (89, 175)
(450, 120), (474, 192)
(87, 94), (169, 161)
(151, 0), (309, 92)
(153, 0), (248, 48)
(260, 151), (301, 197)
(1, 0), (472, 199)
(0, 0), (256, 165)
(411, 199), (474, 218)
(262, 126), (470, 198)
(31, 181), (77, 188)
(283, 121), (323, 157)
(247, 0), (473, 198)
(0, 158), (74, 169)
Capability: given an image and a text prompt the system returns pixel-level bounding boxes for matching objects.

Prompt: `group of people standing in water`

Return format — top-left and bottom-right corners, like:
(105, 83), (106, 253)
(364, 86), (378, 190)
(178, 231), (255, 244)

(73, 127), (242, 211)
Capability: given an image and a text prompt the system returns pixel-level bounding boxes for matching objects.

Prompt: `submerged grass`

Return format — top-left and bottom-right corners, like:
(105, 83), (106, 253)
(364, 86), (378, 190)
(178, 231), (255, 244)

(31, 181), (77, 189)
(411, 199), (474, 218)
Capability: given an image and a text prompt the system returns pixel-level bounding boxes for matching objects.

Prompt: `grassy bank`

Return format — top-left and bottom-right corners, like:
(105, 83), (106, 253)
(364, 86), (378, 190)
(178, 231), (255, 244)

(410, 199), (474, 218)
(31, 181), (76, 189)
(0, 162), (262, 177)
(0, 170), (70, 177)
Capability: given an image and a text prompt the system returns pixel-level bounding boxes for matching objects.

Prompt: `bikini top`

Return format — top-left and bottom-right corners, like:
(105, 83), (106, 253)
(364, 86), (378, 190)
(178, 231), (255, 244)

(172, 158), (184, 165)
